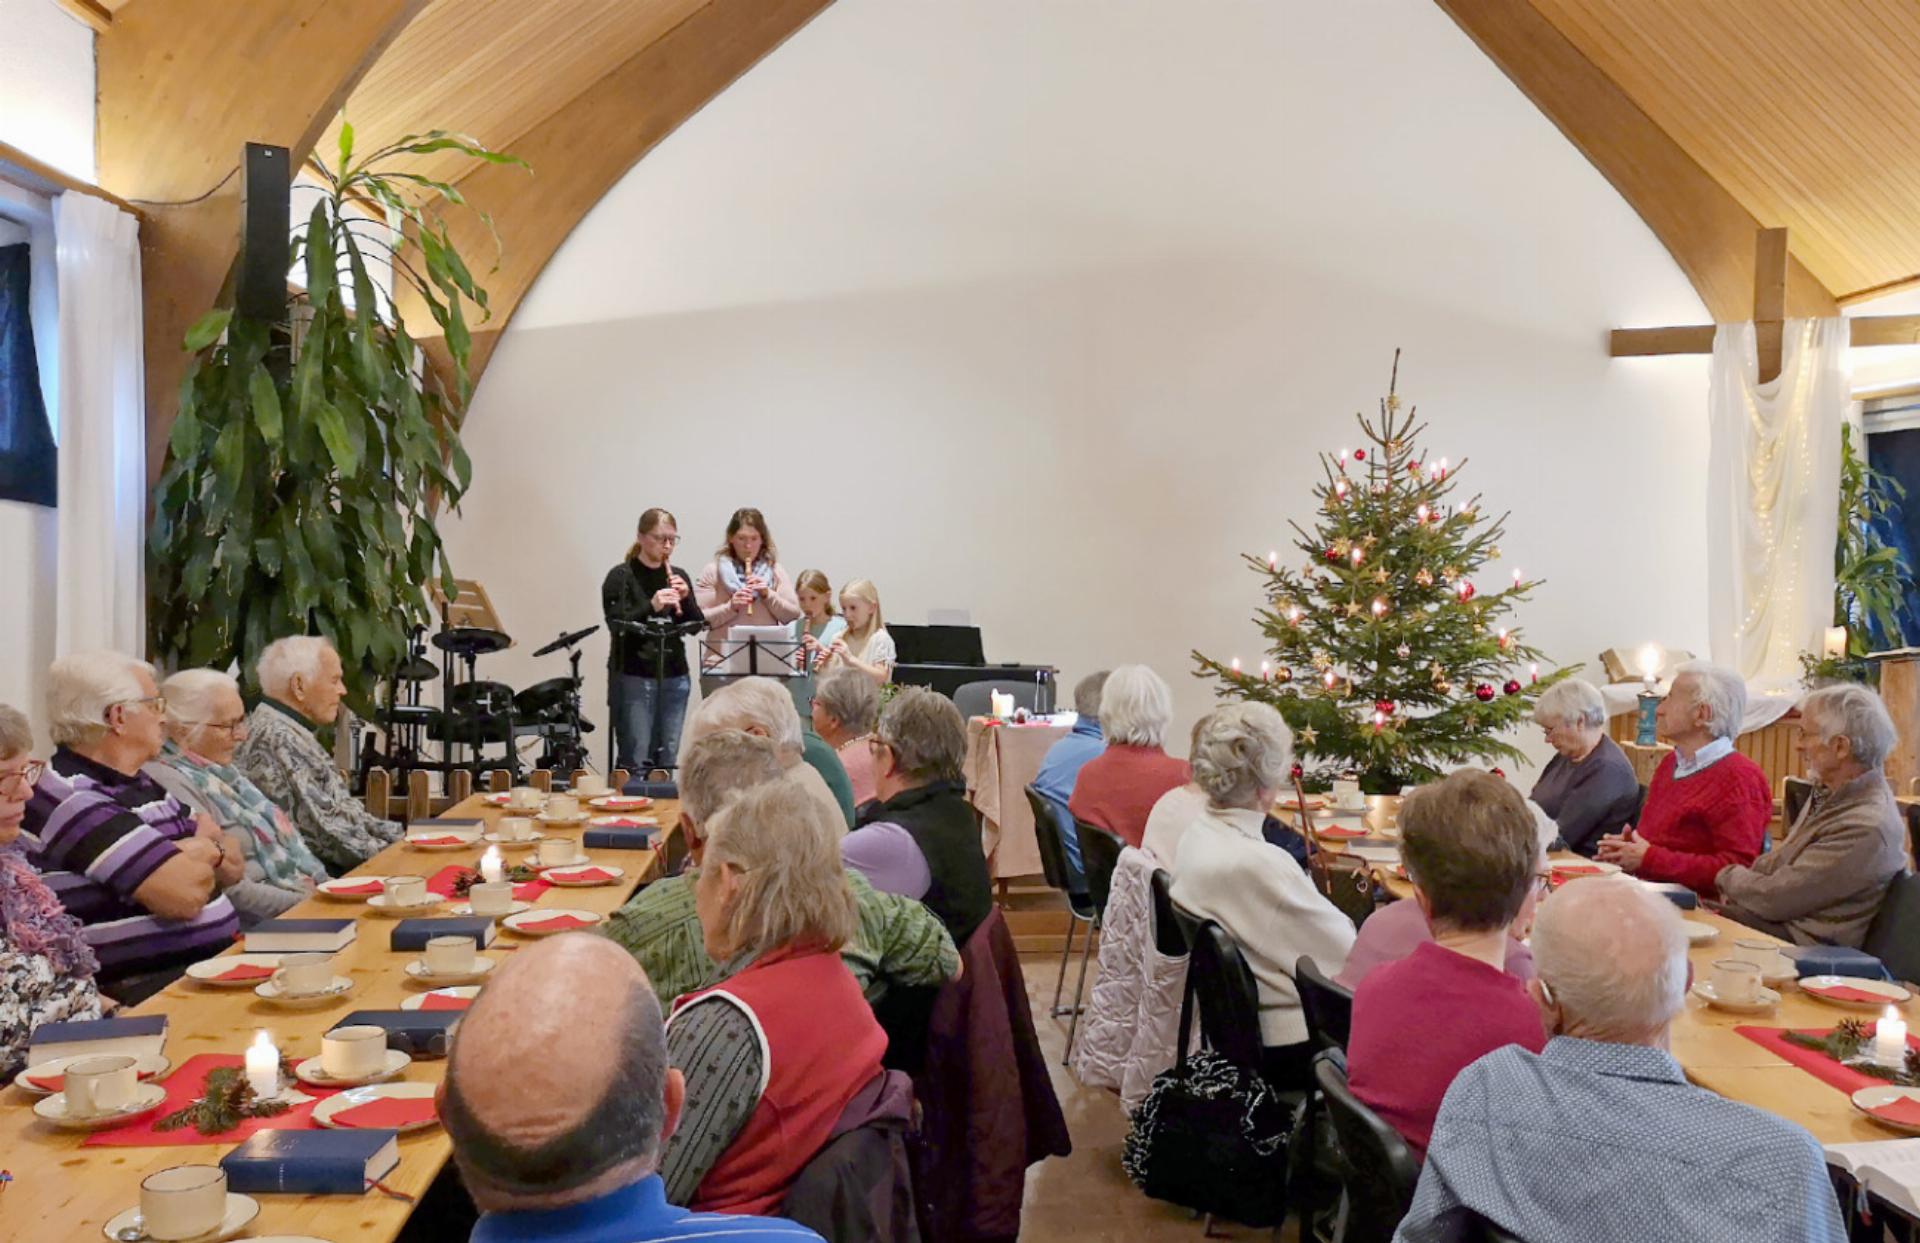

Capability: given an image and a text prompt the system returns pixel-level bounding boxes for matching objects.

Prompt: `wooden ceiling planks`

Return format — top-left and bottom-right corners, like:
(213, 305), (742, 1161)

(1527, 0), (1920, 301)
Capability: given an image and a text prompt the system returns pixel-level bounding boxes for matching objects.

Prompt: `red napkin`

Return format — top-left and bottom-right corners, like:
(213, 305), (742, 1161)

(331, 1095), (437, 1129)
(598, 817), (655, 829)
(24, 1066), (159, 1093)
(1870, 1096), (1920, 1127)
(1318, 825), (1366, 840)
(1806, 983), (1895, 1004)
(597, 797), (650, 809)
(418, 993), (473, 1012)
(1553, 865), (1605, 877)
(551, 867), (616, 884)
(211, 963), (276, 982)
(328, 880), (386, 896)
(409, 835), (466, 847)
(516, 913), (595, 933)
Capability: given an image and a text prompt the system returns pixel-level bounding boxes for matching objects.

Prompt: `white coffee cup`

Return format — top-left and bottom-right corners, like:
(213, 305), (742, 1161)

(497, 815), (535, 842)
(574, 773), (607, 797)
(509, 785), (542, 811)
(537, 837), (582, 868)
(1712, 958), (1763, 1004)
(1734, 938), (1792, 975)
(546, 793), (581, 820)
(384, 875), (429, 906)
(140, 1165), (228, 1241)
(1332, 778), (1364, 811)
(320, 1024), (389, 1080)
(425, 934), (477, 975)
(273, 952), (336, 997)
(468, 880), (514, 916)
(64, 1054), (137, 1117)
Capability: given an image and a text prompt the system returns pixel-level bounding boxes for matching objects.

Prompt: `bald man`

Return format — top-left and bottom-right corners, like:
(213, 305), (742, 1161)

(441, 934), (823, 1242)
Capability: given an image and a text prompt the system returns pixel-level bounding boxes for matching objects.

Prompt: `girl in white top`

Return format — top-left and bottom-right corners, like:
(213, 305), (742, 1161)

(820, 578), (895, 684)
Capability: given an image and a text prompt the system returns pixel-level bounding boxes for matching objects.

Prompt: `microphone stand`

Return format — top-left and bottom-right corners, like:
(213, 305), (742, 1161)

(609, 616), (706, 778)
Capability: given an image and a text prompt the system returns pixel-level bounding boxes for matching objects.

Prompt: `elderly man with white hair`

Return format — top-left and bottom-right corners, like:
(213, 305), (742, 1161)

(1713, 683), (1907, 947)
(1527, 678), (1641, 856)
(1396, 875), (1845, 1242)
(679, 677), (849, 831)
(1068, 665), (1190, 849)
(1596, 660), (1770, 897)
(234, 635), (400, 871)
(22, 651), (241, 1003)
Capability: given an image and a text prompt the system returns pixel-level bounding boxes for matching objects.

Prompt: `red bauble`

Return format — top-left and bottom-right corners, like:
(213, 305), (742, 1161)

(1457, 581), (1477, 602)
(1373, 699), (1395, 716)
(1353, 448), (1366, 461)
(1325, 547), (1340, 561)
(1474, 683), (1495, 702)
(1290, 763), (1304, 781)
(1503, 679), (1522, 696)
(1491, 766), (1506, 778)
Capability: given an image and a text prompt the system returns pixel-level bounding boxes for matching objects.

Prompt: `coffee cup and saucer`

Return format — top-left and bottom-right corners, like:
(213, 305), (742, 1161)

(1691, 958), (1781, 1014)
(531, 837), (589, 870)
(294, 1023), (411, 1088)
(254, 952), (355, 1008)
(407, 935), (495, 985)
(1732, 938), (1798, 987)
(538, 793), (588, 825)
(483, 816), (539, 849)
(102, 1165), (261, 1242)
(367, 875), (443, 916)
(32, 1054), (169, 1130)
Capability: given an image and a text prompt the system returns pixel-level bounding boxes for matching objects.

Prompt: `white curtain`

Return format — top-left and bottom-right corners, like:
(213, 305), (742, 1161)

(1706, 318), (1847, 695)
(52, 192), (145, 659)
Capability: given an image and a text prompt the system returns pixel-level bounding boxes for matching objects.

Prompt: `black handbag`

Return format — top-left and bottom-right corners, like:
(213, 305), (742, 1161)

(1121, 967), (1293, 1226)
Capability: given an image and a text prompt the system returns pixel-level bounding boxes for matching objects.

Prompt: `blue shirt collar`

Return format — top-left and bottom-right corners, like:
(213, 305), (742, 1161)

(1071, 715), (1102, 740)
(1541, 1034), (1688, 1086)
(472, 1174), (674, 1243)
(1672, 735), (1734, 778)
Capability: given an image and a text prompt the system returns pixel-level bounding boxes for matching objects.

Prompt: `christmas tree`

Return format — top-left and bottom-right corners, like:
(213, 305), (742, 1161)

(1193, 354), (1575, 792)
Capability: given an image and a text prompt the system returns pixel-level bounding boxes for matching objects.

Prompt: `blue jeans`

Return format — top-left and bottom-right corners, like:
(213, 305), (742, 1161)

(611, 673), (690, 773)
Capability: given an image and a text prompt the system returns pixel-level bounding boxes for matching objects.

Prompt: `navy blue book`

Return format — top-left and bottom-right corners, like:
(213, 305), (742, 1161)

(27, 1014), (168, 1062)
(584, 826), (657, 850)
(221, 1128), (400, 1194)
(390, 915), (496, 951)
(245, 918), (357, 953)
(417, 817), (482, 827)
(1642, 882), (1699, 911)
(333, 1009), (463, 1058)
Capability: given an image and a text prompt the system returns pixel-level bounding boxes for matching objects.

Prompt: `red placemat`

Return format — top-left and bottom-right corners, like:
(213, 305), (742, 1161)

(514, 913), (596, 933)
(83, 1054), (341, 1147)
(1734, 1026), (1920, 1095)
(418, 993), (473, 1012)
(330, 1095), (437, 1129)
(426, 864), (551, 903)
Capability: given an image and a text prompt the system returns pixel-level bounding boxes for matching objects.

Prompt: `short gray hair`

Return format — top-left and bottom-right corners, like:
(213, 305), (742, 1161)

(1533, 678), (1606, 731)
(47, 651), (153, 747)
(257, 636), (334, 699)
(1532, 874), (1688, 1040)
(678, 730), (784, 827)
(1099, 665), (1173, 748)
(162, 669), (241, 747)
(1675, 660), (1746, 741)
(1072, 671), (1111, 720)
(682, 677), (804, 761)
(812, 667), (879, 736)
(704, 778), (858, 959)
(875, 687), (967, 784)
(1802, 683), (1900, 769)
(0, 703), (32, 758)
(1190, 703), (1292, 808)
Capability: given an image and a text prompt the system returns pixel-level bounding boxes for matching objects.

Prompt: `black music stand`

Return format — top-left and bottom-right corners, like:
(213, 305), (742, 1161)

(609, 616), (707, 776)
(702, 629), (805, 681)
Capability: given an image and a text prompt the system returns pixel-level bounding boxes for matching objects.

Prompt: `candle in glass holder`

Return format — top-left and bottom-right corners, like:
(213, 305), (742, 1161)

(1875, 1006), (1908, 1066)
(245, 1030), (278, 1098)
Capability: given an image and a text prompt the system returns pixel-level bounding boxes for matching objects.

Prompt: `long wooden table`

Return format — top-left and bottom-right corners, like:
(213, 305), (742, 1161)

(1, 794), (672, 1242)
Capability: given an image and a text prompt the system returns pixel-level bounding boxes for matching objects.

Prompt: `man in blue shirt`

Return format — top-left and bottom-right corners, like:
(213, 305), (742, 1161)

(1396, 875), (1845, 1243)
(1032, 671), (1108, 888)
(442, 934), (824, 1243)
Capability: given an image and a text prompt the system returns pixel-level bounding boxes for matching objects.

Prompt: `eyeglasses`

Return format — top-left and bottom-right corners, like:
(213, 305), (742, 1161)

(643, 532), (681, 546)
(185, 718), (250, 739)
(0, 759), (45, 794)
(111, 695), (167, 718)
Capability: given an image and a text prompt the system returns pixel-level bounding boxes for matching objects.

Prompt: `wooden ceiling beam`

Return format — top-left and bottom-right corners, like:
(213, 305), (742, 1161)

(1433, 0), (1837, 322)
(397, 0), (836, 394)
(95, 0), (430, 482)
(53, 0), (112, 33)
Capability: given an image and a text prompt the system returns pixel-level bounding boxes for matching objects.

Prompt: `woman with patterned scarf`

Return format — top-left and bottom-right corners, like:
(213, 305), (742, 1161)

(145, 669), (329, 921)
(0, 703), (105, 1076)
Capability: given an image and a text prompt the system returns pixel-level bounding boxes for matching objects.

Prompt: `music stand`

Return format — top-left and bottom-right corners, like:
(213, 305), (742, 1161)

(609, 617), (707, 776)
(434, 578), (510, 636)
(703, 625), (804, 679)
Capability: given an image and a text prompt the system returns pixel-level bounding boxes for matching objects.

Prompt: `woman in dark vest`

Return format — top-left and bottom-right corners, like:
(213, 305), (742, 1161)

(601, 508), (705, 773)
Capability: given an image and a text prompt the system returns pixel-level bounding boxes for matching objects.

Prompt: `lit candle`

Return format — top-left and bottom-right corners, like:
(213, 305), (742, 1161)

(1260, 659), (1271, 680)
(1512, 568), (1524, 587)
(1334, 479), (1350, 500)
(1350, 546), (1365, 566)
(1497, 627), (1510, 649)
(1371, 597), (1389, 617)
(1530, 662), (1540, 684)
(1267, 549), (1278, 571)
(245, 1030), (278, 1098)
(1415, 503), (1429, 524)
(1875, 1006), (1908, 1066)
(1637, 643), (1661, 685)
(1372, 710), (1386, 730)
(1286, 605), (1303, 626)
(1323, 670), (1337, 689)
(1337, 445), (1348, 464)
(480, 846), (504, 885)
(1230, 657), (1242, 677)
(1824, 626), (1848, 658)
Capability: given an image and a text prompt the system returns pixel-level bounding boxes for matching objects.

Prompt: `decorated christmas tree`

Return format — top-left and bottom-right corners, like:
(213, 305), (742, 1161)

(1193, 354), (1575, 792)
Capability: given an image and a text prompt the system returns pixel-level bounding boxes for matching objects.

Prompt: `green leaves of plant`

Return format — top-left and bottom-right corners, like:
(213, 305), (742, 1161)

(184, 309), (232, 352)
(248, 365), (283, 446)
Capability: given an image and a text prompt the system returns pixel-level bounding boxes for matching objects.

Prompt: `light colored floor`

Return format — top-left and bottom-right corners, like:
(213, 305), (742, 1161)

(1015, 952), (1297, 1242)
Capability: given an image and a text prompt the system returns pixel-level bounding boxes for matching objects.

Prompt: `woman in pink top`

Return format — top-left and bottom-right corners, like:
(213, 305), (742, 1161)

(694, 508), (800, 691)
(1068, 665), (1190, 849)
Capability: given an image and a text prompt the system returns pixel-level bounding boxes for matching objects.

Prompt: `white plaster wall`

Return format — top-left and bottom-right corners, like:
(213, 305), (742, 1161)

(0, 0), (95, 182)
(442, 0), (1713, 780)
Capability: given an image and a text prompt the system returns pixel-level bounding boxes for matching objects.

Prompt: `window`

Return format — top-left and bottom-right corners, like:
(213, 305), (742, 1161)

(0, 235), (56, 506)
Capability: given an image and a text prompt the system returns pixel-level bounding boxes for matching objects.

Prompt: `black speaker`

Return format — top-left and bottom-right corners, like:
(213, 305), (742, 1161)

(235, 142), (290, 323)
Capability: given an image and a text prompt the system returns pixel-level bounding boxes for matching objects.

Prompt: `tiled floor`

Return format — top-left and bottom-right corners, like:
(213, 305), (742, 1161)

(1016, 953), (1295, 1242)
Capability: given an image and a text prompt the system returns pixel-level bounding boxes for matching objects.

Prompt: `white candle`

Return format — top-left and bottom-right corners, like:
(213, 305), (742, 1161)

(480, 846), (504, 885)
(1267, 550), (1278, 571)
(1875, 1006), (1908, 1066)
(1637, 643), (1662, 684)
(1824, 626), (1848, 658)
(1230, 657), (1241, 676)
(245, 1030), (278, 1098)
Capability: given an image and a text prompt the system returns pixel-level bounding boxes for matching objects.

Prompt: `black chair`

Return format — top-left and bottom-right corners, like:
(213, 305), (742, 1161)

(1864, 871), (1920, 986)
(1783, 775), (1814, 828)
(1022, 785), (1096, 1026)
(1062, 819), (1126, 1059)
(1148, 868), (1186, 957)
(1186, 919), (1266, 1071)
(1314, 1049), (1420, 1243)
(1295, 955), (1353, 1053)
(952, 679), (1044, 719)
(1906, 802), (1920, 867)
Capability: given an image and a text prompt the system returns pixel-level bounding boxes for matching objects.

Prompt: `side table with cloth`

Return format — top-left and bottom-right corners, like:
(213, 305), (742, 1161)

(1069, 845), (1189, 1111)
(963, 718), (1067, 879)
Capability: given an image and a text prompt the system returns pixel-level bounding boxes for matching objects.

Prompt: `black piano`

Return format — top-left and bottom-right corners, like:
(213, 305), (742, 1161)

(888, 624), (1056, 714)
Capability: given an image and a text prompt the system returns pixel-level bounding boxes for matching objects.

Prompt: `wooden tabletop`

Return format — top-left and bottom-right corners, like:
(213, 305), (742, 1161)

(0, 793), (672, 1242)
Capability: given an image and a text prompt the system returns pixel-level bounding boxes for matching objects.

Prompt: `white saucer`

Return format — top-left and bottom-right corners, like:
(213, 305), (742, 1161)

(182, 953), (285, 987)
(365, 892), (445, 916)
(480, 832), (539, 849)
(1682, 920), (1718, 945)
(528, 847), (590, 871)
(1346, 845), (1401, 865)
(1690, 980), (1781, 1014)
(401, 985), (481, 1011)
(1853, 1085), (1920, 1134)
(103, 1193), (260, 1242)
(502, 907), (604, 936)
(448, 899), (532, 917)
(406, 832), (481, 851)
(544, 864), (624, 887)
(536, 812), (590, 827)
(254, 975), (356, 1008)
(1550, 860), (1622, 878)
(294, 1048), (411, 1088)
(1800, 975), (1913, 1010)
(313, 1081), (440, 1133)
(406, 955), (496, 985)
(14, 1052), (170, 1097)
(34, 1081), (168, 1130)
(589, 795), (652, 811)
(316, 875), (393, 901)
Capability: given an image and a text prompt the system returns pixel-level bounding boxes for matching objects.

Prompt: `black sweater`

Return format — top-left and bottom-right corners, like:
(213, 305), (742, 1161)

(602, 558), (705, 678)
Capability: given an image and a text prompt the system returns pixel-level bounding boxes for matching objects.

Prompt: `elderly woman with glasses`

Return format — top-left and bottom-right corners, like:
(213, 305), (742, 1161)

(146, 669), (329, 921)
(0, 703), (107, 1077)
(1528, 678), (1642, 857)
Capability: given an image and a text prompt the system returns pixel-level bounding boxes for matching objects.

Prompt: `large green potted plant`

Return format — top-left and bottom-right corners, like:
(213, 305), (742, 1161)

(1801, 423), (1912, 686)
(149, 128), (524, 706)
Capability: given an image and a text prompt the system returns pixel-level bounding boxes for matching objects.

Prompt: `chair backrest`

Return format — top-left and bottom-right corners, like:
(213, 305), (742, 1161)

(1314, 1050), (1420, 1243)
(1865, 871), (1920, 985)
(487, 768), (511, 793)
(530, 768), (553, 793)
(1186, 919), (1266, 1069)
(1906, 802), (1920, 865)
(1023, 784), (1076, 897)
(952, 679), (1043, 719)
(1073, 819), (1125, 916)
(1294, 955), (1354, 1053)
(1783, 775), (1813, 829)
(1148, 868), (1187, 957)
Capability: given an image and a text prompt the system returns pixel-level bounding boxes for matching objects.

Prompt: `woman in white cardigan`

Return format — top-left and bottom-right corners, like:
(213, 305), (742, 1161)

(1169, 702), (1355, 1089)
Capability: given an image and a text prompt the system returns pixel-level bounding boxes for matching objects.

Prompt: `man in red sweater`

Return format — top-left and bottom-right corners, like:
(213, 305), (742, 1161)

(1597, 662), (1770, 897)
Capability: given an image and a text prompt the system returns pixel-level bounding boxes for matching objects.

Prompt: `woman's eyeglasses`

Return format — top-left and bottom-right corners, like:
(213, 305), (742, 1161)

(0, 760), (46, 794)
(188, 719), (250, 739)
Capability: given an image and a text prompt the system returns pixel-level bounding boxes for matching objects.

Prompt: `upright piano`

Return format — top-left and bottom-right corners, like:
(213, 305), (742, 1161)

(888, 624), (1057, 713)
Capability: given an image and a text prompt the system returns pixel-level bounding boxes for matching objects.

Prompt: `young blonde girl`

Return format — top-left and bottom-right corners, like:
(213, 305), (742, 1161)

(823, 579), (894, 683)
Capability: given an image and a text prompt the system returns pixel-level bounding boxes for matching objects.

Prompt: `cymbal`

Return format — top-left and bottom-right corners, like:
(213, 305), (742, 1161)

(432, 627), (510, 657)
(533, 625), (600, 658)
(395, 656), (439, 682)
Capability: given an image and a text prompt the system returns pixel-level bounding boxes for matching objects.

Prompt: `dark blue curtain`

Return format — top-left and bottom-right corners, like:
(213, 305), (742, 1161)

(0, 242), (56, 506)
